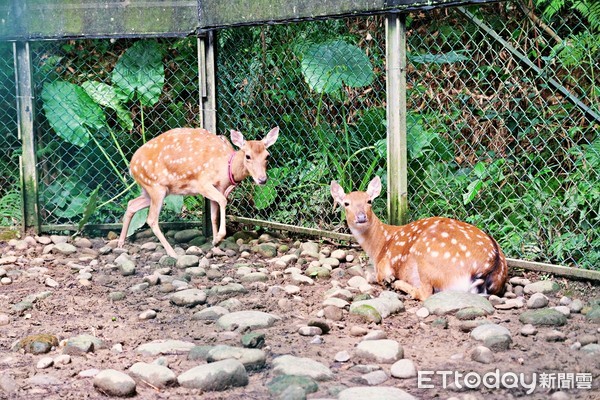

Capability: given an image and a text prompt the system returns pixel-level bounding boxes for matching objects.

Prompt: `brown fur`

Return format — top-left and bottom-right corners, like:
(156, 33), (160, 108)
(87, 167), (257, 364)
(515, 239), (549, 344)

(118, 127), (279, 257)
(331, 176), (507, 300)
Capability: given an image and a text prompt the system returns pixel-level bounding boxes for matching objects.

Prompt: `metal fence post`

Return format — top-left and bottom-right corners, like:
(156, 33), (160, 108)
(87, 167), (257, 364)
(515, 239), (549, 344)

(385, 14), (408, 225)
(14, 41), (39, 232)
(198, 31), (218, 236)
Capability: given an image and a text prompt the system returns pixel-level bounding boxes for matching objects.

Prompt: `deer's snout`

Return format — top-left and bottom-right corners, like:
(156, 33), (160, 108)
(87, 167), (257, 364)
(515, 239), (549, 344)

(355, 211), (368, 224)
(255, 176), (268, 185)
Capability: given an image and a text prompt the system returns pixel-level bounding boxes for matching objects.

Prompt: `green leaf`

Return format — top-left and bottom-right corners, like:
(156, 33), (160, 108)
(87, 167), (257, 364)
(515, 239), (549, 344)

(254, 167), (287, 210)
(41, 81), (107, 147)
(82, 81), (134, 131)
(54, 194), (89, 218)
(112, 40), (165, 107)
(127, 208), (148, 237)
(300, 40), (374, 94)
(77, 186), (100, 232)
(164, 195), (183, 213)
(463, 180), (483, 205)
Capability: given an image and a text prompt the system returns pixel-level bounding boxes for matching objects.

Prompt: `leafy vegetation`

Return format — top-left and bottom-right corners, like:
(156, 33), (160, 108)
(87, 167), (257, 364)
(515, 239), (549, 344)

(0, 2), (596, 270)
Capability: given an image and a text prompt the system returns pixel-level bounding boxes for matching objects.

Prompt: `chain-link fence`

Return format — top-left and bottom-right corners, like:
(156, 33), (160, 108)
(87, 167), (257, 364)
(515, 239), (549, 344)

(1, 1), (598, 269)
(29, 38), (200, 228)
(0, 42), (20, 230)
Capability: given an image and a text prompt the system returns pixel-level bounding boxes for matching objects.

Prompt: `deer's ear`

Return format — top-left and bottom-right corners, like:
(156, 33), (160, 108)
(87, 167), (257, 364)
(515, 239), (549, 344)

(262, 126), (279, 148)
(330, 180), (346, 208)
(230, 130), (245, 148)
(366, 176), (382, 200)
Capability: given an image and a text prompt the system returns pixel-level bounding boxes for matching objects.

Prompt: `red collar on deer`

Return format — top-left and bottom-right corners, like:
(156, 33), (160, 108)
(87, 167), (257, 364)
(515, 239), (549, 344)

(227, 152), (238, 186)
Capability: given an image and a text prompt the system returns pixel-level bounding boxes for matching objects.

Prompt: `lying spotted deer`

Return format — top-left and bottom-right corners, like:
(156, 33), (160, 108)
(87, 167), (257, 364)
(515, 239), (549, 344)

(118, 127), (279, 258)
(331, 176), (507, 300)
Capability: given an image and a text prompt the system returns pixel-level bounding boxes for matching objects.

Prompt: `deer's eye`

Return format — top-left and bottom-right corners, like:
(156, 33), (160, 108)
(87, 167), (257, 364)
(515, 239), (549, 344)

(245, 154), (251, 160)
(344, 201), (350, 207)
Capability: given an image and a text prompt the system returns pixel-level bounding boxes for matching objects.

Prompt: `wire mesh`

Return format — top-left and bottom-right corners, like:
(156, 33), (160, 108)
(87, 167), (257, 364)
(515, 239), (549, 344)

(29, 38), (201, 227)
(0, 42), (21, 229)
(1, 1), (597, 269)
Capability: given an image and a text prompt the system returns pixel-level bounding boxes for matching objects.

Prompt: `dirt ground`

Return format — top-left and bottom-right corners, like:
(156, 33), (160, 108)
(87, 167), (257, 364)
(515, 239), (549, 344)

(0, 229), (599, 400)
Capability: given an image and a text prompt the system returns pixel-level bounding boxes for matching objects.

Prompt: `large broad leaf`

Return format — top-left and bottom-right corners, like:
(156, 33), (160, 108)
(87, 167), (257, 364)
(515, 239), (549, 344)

(41, 81), (107, 147)
(112, 40), (165, 107)
(82, 81), (134, 131)
(125, 195), (183, 238)
(300, 40), (374, 94)
(254, 167), (287, 210)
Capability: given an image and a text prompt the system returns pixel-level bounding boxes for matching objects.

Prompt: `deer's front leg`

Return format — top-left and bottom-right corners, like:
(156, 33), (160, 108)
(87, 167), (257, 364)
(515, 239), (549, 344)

(375, 257), (395, 286)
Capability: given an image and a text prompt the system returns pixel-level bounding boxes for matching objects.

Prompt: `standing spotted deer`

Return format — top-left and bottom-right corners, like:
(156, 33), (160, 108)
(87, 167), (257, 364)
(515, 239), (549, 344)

(331, 176), (507, 300)
(118, 127), (279, 257)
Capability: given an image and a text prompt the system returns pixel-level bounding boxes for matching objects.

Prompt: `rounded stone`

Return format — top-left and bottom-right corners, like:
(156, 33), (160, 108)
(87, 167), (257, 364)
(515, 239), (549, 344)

(390, 359), (417, 378)
(93, 369), (136, 397)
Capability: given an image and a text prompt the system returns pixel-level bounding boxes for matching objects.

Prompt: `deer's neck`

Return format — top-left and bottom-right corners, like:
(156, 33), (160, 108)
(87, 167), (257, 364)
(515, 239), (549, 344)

(351, 214), (389, 263)
(229, 151), (248, 184)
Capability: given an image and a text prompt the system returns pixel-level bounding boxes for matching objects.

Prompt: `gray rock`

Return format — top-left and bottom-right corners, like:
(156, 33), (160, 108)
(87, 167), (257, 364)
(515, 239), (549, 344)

(240, 272), (269, 283)
(177, 359), (248, 391)
(36, 357), (54, 369)
(349, 304), (381, 324)
(423, 291), (494, 315)
(136, 339), (195, 356)
(192, 306), (229, 321)
(519, 309), (567, 326)
(335, 350), (352, 362)
(471, 324), (512, 351)
(52, 242), (77, 255)
(267, 375), (318, 397)
(390, 359), (417, 378)
(544, 330), (566, 342)
(207, 345), (266, 370)
(569, 299), (584, 313)
(138, 309), (157, 320)
(581, 343), (600, 354)
(471, 345), (495, 363)
(355, 339), (403, 363)
(298, 326), (322, 336)
(64, 334), (105, 354)
(354, 370), (388, 386)
(130, 282), (149, 293)
(169, 289), (207, 307)
(129, 362), (176, 388)
(119, 260), (136, 276)
(586, 306), (600, 323)
(527, 293), (549, 309)
(552, 306), (571, 317)
(456, 307), (488, 320)
(272, 355), (333, 381)
(331, 249), (347, 261)
(241, 332), (265, 349)
(520, 324), (537, 336)
(338, 386), (417, 400)
(205, 283), (248, 296)
(217, 310), (280, 331)
(107, 291), (126, 302)
(174, 229), (202, 243)
(93, 369), (136, 397)
(253, 243), (278, 258)
(350, 293), (404, 320)
(509, 277), (531, 286)
(524, 280), (560, 295)
(176, 255), (200, 269)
